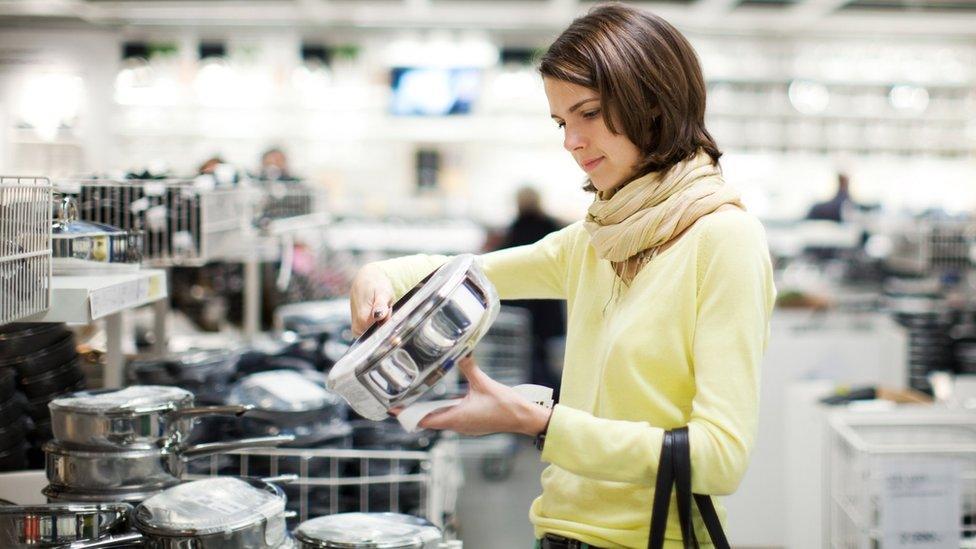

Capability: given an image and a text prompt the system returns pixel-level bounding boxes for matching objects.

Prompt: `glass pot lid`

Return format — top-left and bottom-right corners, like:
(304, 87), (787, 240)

(49, 386), (194, 415)
(293, 513), (441, 548)
(135, 477), (284, 536)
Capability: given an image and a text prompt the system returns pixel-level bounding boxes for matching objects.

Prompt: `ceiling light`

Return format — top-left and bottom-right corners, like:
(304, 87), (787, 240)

(788, 80), (829, 115)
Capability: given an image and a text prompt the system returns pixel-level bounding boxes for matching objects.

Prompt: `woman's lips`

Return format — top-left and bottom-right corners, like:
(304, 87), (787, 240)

(582, 157), (604, 172)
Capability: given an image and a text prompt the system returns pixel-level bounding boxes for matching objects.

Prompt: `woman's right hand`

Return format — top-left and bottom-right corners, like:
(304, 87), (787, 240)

(349, 263), (395, 336)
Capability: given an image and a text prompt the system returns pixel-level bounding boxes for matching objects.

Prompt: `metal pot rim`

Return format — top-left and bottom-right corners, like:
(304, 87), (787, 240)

(48, 386), (194, 416)
(336, 254), (478, 377)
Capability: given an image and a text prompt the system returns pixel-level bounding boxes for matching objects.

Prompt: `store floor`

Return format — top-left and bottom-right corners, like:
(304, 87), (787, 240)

(457, 438), (546, 549)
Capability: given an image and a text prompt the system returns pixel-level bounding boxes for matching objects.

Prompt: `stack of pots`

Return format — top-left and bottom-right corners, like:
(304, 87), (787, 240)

(0, 323), (85, 468)
(1, 477), (296, 548)
(0, 368), (28, 471)
(41, 385), (293, 503)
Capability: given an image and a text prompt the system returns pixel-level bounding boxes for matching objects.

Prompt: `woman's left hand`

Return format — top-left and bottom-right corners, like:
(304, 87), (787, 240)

(409, 356), (551, 437)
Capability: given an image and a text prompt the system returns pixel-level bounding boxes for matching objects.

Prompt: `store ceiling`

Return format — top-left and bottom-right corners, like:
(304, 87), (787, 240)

(0, 0), (974, 36)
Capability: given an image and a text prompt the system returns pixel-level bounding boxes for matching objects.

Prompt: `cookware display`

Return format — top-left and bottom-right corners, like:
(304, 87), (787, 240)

(0, 502), (132, 547)
(42, 483), (169, 505)
(40, 477), (294, 548)
(127, 349), (239, 403)
(0, 331), (78, 379)
(51, 196), (141, 274)
(44, 435), (293, 492)
(328, 254), (499, 420)
(293, 512), (442, 549)
(1, 327), (83, 471)
(48, 386), (251, 449)
(0, 323), (70, 361)
(228, 370), (350, 447)
(132, 476), (288, 549)
(275, 300), (356, 370)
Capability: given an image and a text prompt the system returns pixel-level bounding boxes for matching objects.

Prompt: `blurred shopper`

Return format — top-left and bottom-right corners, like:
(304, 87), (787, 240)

(197, 155), (223, 175)
(349, 4), (774, 548)
(499, 186), (566, 400)
(258, 146), (297, 181)
(806, 172), (854, 222)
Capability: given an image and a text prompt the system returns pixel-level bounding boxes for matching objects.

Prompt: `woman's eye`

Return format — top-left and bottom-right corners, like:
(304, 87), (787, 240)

(555, 121), (565, 129)
(582, 109), (600, 119)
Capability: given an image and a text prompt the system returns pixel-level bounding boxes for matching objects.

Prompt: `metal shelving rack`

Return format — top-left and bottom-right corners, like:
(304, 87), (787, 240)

(190, 438), (463, 532)
(0, 176), (52, 325)
(0, 175), (172, 388)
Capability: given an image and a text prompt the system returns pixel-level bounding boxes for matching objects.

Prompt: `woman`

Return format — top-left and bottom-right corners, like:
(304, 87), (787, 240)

(350, 4), (776, 548)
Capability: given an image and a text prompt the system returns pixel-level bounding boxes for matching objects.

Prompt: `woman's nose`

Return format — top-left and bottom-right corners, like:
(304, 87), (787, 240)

(563, 127), (586, 152)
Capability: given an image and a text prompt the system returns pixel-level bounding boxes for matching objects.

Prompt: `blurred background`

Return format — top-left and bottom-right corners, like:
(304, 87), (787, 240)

(1, 1), (976, 548)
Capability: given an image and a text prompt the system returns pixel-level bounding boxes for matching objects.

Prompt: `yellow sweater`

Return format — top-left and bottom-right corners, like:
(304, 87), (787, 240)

(375, 209), (776, 548)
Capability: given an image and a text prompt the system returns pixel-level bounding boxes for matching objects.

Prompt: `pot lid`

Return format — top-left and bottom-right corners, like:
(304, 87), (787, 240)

(135, 477), (284, 537)
(49, 386), (194, 415)
(330, 254), (477, 380)
(293, 513), (441, 548)
(229, 370), (342, 412)
(129, 348), (238, 382)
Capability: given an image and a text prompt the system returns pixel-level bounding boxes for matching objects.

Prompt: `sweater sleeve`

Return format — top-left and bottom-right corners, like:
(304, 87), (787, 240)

(686, 213), (775, 494)
(372, 222), (579, 301)
(541, 213), (775, 495)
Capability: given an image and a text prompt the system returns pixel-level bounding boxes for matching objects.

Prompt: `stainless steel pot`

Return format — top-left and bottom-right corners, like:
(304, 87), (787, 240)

(293, 512), (442, 548)
(328, 254), (499, 420)
(43, 483), (171, 505)
(61, 477), (291, 549)
(49, 386), (252, 449)
(0, 502), (132, 548)
(44, 435), (294, 491)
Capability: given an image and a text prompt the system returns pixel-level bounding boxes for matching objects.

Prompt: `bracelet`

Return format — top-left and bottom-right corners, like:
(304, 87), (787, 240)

(534, 407), (555, 452)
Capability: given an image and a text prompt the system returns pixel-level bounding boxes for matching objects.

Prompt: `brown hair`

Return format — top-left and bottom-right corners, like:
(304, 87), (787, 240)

(539, 3), (721, 188)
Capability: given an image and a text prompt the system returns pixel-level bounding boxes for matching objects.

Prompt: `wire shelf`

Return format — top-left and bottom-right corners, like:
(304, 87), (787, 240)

(188, 438), (462, 531)
(0, 176), (51, 325)
(54, 179), (258, 267)
(826, 410), (976, 548)
(255, 181), (326, 224)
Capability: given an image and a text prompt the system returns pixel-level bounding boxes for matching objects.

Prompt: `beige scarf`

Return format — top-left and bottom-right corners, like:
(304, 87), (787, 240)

(584, 150), (743, 284)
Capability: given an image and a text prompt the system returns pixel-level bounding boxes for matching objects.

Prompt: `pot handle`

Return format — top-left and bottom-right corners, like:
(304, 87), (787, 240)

(169, 404), (254, 420)
(68, 532), (145, 548)
(181, 435), (295, 459)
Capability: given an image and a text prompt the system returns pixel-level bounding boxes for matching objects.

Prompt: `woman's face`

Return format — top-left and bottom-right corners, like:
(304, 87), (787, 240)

(544, 77), (642, 193)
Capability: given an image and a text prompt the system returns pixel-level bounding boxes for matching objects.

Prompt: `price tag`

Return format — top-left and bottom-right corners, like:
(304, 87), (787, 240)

(89, 278), (149, 319)
(878, 458), (961, 549)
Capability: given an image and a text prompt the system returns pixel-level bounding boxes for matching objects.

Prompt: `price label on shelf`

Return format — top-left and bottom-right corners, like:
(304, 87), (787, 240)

(89, 278), (151, 319)
(878, 458), (961, 549)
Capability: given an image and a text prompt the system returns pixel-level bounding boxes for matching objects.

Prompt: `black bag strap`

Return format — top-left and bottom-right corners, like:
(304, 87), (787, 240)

(647, 430), (675, 549)
(672, 427), (731, 549)
(671, 427), (696, 549)
(648, 427), (732, 549)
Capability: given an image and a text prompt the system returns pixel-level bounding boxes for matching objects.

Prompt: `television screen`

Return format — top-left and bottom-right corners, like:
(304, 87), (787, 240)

(390, 67), (481, 116)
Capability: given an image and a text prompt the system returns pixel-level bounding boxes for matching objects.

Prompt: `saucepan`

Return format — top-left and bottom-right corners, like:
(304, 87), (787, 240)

(64, 477), (290, 549)
(44, 435), (293, 492)
(49, 386), (253, 449)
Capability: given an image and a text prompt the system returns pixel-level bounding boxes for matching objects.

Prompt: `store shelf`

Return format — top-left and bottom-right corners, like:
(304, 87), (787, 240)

(26, 269), (168, 324)
(260, 212), (331, 237)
